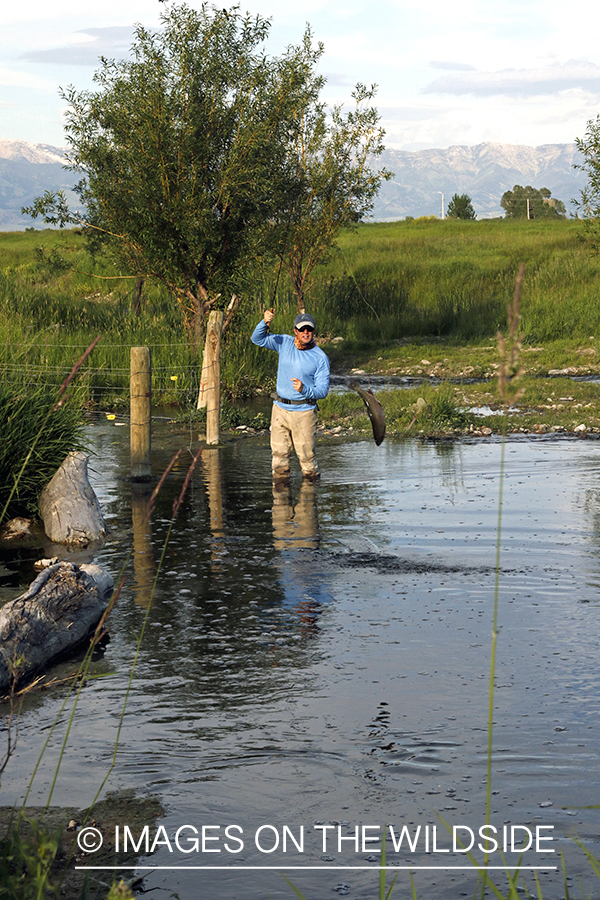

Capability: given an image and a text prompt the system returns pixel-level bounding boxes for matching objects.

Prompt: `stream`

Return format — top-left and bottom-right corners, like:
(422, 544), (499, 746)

(2, 420), (600, 899)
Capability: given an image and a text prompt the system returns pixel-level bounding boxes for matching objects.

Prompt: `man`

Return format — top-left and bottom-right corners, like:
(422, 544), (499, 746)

(251, 310), (330, 481)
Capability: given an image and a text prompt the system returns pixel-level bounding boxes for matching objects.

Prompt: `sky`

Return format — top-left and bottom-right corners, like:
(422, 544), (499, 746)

(2, 0), (600, 152)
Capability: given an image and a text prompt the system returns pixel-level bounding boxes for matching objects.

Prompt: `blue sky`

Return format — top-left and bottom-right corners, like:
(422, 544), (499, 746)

(2, 0), (600, 150)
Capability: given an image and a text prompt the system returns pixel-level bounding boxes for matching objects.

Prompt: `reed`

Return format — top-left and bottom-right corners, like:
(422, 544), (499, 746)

(0, 381), (85, 522)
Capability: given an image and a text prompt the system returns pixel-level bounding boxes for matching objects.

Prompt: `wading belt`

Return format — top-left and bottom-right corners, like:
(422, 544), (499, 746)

(270, 392), (316, 408)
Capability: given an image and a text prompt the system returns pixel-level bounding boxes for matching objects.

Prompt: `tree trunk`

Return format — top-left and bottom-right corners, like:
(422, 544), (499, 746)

(39, 452), (107, 547)
(0, 561), (113, 690)
(133, 278), (144, 315)
(294, 285), (305, 314)
(192, 295), (205, 352)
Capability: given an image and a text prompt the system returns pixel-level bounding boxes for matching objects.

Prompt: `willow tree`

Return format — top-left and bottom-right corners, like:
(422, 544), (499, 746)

(265, 45), (392, 313)
(24, 4), (320, 346)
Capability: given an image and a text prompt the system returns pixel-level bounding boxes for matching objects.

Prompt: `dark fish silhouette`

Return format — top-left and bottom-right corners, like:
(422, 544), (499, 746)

(349, 381), (386, 446)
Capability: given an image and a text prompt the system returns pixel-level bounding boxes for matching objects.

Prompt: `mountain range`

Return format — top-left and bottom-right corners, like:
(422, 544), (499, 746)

(374, 142), (586, 219)
(0, 138), (588, 230)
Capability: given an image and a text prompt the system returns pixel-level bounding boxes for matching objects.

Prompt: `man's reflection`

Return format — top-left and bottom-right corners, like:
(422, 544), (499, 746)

(272, 478), (320, 551)
(272, 478), (328, 636)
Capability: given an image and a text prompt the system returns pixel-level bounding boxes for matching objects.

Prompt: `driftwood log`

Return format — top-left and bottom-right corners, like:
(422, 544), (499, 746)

(39, 451), (107, 547)
(0, 561), (113, 690)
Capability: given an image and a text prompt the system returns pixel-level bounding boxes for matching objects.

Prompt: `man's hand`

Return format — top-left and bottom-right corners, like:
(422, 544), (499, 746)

(291, 378), (303, 393)
(264, 308), (275, 326)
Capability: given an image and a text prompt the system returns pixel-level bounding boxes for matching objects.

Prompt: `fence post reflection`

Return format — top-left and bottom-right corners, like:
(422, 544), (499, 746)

(203, 447), (225, 567)
(131, 481), (156, 608)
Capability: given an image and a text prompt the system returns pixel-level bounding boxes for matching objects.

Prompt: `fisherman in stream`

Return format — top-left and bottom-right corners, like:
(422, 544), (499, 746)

(251, 309), (330, 482)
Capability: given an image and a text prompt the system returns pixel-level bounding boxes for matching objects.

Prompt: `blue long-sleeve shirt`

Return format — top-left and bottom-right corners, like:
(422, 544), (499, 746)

(251, 320), (330, 411)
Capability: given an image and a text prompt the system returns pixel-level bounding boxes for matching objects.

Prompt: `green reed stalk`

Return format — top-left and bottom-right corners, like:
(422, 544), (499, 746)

(19, 450), (183, 813)
(481, 265), (525, 899)
(84, 449), (201, 809)
(379, 826), (399, 900)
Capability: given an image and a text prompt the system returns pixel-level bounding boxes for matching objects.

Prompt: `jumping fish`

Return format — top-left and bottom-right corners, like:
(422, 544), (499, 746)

(349, 380), (386, 446)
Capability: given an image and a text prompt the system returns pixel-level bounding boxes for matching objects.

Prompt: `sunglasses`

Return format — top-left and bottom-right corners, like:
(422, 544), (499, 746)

(296, 326), (314, 333)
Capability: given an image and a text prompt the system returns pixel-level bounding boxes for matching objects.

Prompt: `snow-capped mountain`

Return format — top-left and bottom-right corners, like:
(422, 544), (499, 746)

(0, 140), (75, 230)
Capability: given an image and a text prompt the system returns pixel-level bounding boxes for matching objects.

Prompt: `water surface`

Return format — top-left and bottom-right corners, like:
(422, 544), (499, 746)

(2, 424), (600, 899)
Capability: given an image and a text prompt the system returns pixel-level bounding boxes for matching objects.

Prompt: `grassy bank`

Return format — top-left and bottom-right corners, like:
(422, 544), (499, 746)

(315, 376), (600, 441)
(319, 217), (600, 345)
(1, 220), (599, 427)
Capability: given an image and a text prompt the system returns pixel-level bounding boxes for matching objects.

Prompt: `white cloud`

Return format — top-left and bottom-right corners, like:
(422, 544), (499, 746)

(2, 0), (600, 149)
(429, 62), (478, 72)
(0, 64), (51, 89)
(424, 59), (600, 99)
(20, 25), (135, 65)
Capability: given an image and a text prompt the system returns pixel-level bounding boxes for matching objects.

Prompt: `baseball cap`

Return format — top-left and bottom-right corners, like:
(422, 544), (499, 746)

(294, 313), (315, 330)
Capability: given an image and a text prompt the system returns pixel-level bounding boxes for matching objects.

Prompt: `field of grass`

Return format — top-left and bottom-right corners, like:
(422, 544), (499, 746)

(1, 219), (599, 430)
(311, 217), (600, 344)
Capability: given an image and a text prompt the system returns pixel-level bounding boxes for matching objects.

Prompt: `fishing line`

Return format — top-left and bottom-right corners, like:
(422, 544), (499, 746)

(337, 242), (386, 347)
(271, 251), (285, 310)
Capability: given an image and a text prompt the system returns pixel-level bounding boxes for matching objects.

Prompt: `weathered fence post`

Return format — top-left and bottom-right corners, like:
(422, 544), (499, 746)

(197, 350), (208, 411)
(130, 346), (151, 481)
(196, 296), (237, 412)
(203, 311), (223, 446)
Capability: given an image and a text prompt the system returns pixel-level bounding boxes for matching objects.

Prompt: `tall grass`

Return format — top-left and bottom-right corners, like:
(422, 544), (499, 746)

(309, 218), (600, 344)
(1, 220), (599, 408)
(0, 382), (85, 520)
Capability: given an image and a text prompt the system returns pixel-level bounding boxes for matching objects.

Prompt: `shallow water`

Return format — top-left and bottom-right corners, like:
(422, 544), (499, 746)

(2, 423), (600, 899)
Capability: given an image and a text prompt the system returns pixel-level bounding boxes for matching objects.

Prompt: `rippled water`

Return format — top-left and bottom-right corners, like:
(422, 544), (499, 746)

(3, 422), (600, 899)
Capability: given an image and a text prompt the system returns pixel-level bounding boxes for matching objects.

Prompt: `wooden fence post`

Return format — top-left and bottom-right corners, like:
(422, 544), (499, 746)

(130, 346), (151, 481)
(204, 311), (223, 446)
(197, 349), (208, 410)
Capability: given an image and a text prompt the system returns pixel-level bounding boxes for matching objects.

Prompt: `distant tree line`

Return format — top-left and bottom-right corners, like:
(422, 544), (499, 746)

(500, 185), (566, 219)
(417, 186), (567, 222)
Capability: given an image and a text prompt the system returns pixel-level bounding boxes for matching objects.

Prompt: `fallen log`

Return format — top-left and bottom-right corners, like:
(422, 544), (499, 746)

(39, 451), (107, 547)
(0, 560), (113, 690)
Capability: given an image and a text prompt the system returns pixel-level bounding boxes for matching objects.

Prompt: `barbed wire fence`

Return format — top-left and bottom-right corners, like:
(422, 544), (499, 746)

(0, 340), (205, 417)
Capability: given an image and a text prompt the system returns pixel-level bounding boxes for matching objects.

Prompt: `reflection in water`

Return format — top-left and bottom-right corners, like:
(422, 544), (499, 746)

(272, 478), (330, 636)
(7, 430), (600, 900)
(202, 447), (226, 569)
(272, 479), (320, 551)
(131, 482), (155, 608)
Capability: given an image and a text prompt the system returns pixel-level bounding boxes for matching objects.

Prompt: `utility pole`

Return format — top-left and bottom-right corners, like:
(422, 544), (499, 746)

(438, 191), (445, 219)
